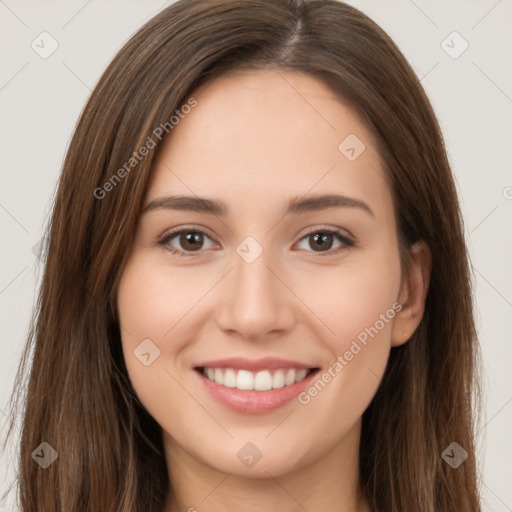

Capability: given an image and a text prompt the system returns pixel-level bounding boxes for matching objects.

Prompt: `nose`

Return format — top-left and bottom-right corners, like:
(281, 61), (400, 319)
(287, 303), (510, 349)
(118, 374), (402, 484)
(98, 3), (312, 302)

(215, 248), (296, 341)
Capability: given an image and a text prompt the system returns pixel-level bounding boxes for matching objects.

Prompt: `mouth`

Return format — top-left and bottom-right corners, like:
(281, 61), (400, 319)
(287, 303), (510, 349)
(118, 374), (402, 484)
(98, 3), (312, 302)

(194, 366), (318, 391)
(192, 358), (320, 414)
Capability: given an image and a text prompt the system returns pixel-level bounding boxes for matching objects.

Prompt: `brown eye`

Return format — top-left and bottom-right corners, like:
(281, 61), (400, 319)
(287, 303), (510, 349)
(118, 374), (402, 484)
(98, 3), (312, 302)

(179, 231), (204, 251)
(308, 232), (335, 252)
(296, 229), (354, 255)
(158, 229), (217, 255)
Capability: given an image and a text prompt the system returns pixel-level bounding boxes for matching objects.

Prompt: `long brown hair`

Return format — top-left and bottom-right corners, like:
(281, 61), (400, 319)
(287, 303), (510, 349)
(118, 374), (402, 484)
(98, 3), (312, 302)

(3, 0), (482, 510)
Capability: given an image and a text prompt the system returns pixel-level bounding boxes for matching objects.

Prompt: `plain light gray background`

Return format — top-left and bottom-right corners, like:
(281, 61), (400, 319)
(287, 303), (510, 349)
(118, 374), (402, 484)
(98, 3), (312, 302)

(0, 0), (510, 510)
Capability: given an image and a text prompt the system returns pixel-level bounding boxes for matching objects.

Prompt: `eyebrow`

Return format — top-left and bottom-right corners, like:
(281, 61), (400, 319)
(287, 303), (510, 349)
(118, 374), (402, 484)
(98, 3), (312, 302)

(142, 193), (374, 217)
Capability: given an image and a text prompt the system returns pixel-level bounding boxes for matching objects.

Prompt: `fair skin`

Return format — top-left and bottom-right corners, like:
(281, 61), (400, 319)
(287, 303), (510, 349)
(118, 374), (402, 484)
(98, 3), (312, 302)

(116, 69), (430, 512)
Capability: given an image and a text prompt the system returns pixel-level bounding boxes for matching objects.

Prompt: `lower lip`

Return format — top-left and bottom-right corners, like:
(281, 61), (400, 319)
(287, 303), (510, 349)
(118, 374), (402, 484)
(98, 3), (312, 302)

(194, 369), (318, 414)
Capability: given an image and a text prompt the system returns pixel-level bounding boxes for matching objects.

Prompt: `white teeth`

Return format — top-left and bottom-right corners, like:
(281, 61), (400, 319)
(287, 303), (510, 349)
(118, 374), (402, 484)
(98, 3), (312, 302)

(254, 370), (272, 391)
(272, 370), (285, 389)
(202, 367), (312, 391)
(223, 368), (237, 388)
(214, 368), (224, 385)
(237, 370), (254, 390)
(284, 370), (295, 386)
(295, 369), (308, 381)
(285, 369), (296, 386)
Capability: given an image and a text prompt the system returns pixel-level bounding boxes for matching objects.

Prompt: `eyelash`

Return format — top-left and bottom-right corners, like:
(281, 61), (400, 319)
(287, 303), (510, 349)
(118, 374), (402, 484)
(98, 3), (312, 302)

(156, 226), (355, 258)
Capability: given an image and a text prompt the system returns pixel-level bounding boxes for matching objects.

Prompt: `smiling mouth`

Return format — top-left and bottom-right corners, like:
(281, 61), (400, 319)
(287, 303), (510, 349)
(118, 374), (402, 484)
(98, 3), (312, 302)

(194, 367), (319, 391)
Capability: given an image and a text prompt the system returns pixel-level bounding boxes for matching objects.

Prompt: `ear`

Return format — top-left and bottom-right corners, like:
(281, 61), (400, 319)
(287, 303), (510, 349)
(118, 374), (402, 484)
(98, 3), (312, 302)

(391, 240), (431, 347)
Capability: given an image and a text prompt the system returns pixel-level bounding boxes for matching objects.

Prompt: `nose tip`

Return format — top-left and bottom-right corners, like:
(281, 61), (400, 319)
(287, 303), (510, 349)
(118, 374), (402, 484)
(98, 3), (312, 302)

(215, 251), (296, 341)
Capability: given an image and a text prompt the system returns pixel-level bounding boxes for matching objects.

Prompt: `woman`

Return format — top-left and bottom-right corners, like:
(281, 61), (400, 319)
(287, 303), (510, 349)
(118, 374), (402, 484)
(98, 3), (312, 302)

(5, 0), (482, 510)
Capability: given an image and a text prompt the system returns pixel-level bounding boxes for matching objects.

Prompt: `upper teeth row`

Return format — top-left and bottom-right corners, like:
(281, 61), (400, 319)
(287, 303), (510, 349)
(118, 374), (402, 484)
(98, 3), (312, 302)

(203, 368), (309, 391)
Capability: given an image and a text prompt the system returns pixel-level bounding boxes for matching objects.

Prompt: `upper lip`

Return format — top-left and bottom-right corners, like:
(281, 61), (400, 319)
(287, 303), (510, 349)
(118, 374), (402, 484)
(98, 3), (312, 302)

(194, 357), (317, 372)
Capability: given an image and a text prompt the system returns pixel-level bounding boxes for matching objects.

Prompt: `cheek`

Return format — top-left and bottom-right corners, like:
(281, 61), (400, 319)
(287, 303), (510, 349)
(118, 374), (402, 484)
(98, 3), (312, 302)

(300, 246), (401, 351)
(295, 247), (401, 426)
(328, 268), (400, 350)
(117, 255), (209, 348)
(116, 256), (196, 398)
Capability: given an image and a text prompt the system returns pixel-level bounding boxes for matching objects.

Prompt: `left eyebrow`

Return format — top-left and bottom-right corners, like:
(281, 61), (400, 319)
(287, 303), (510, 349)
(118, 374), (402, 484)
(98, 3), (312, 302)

(142, 193), (375, 218)
(286, 194), (374, 217)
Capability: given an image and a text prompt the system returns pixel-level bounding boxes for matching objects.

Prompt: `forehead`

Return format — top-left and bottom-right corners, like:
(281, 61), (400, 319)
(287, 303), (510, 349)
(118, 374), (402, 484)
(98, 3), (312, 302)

(146, 69), (391, 218)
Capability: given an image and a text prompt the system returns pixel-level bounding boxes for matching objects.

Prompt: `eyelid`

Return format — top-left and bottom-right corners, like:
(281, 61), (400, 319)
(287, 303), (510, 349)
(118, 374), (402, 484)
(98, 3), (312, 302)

(157, 225), (355, 257)
(294, 227), (355, 257)
(295, 224), (354, 243)
(156, 225), (219, 253)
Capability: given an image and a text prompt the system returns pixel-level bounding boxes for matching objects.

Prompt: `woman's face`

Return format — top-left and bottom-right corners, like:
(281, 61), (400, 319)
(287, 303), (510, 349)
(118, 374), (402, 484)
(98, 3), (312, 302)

(117, 69), (408, 478)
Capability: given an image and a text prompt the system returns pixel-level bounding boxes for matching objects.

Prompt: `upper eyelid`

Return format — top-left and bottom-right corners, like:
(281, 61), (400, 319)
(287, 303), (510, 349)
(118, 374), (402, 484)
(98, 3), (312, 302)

(161, 222), (353, 237)
(159, 226), (354, 251)
(159, 226), (218, 244)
